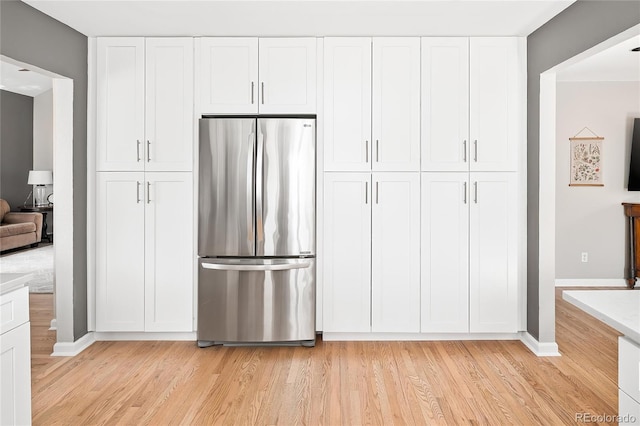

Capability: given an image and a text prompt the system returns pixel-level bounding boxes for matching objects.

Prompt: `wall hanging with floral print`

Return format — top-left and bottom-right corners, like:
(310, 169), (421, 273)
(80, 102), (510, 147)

(569, 127), (604, 187)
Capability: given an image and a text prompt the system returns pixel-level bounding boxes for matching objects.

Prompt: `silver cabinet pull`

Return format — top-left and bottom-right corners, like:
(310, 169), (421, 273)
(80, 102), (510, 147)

(251, 81), (255, 104)
(147, 140), (151, 162)
(463, 140), (467, 162)
(376, 182), (379, 204)
(136, 140), (141, 162)
(376, 140), (379, 162)
(136, 181), (141, 203)
(365, 140), (369, 163)
(365, 181), (368, 204)
(473, 140), (478, 162)
(463, 181), (467, 204)
(146, 181), (151, 204)
(473, 181), (478, 204)
(261, 82), (264, 104)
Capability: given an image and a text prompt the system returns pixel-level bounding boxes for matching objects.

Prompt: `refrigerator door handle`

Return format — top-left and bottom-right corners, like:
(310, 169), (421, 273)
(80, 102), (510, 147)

(202, 261), (311, 271)
(256, 130), (265, 247)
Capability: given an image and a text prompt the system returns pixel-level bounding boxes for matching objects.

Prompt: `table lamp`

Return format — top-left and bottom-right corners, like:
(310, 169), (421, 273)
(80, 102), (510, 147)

(27, 170), (53, 207)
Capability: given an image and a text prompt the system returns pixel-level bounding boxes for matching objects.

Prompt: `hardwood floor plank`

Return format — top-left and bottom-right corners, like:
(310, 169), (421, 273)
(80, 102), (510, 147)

(29, 289), (623, 425)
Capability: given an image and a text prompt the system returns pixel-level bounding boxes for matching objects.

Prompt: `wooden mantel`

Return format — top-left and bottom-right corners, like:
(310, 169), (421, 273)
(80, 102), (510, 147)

(622, 203), (640, 289)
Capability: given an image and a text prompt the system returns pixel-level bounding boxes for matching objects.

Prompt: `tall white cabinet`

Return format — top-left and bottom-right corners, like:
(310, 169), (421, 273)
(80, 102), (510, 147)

(95, 37), (194, 334)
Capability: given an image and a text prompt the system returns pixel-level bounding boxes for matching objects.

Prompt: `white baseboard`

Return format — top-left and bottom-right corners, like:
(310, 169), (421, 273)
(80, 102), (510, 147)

(49, 318), (57, 331)
(520, 332), (560, 356)
(322, 332), (521, 341)
(555, 278), (627, 287)
(51, 332), (96, 357)
(93, 332), (197, 341)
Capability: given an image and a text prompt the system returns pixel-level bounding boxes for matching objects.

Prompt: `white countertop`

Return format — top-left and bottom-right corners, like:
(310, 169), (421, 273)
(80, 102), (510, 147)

(0, 273), (34, 296)
(563, 290), (640, 344)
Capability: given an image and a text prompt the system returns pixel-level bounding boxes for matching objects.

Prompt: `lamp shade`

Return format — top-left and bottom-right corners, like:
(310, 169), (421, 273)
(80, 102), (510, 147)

(27, 170), (53, 185)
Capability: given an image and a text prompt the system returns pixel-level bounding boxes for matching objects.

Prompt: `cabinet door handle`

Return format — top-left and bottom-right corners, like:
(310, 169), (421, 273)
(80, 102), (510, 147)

(147, 181), (151, 204)
(376, 182), (379, 204)
(474, 181), (478, 204)
(251, 81), (255, 104)
(463, 140), (467, 162)
(147, 140), (151, 162)
(474, 140), (478, 162)
(261, 82), (264, 104)
(376, 140), (379, 162)
(365, 140), (369, 163)
(136, 181), (141, 203)
(463, 181), (467, 204)
(136, 140), (141, 162)
(365, 181), (368, 204)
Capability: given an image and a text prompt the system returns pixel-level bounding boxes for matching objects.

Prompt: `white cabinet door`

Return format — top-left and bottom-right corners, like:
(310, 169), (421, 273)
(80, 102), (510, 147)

(259, 38), (317, 114)
(421, 173), (469, 332)
(469, 38), (519, 172)
(371, 172), (420, 332)
(97, 38), (145, 171)
(421, 38), (469, 172)
(0, 322), (31, 426)
(469, 172), (518, 332)
(144, 172), (194, 332)
(372, 38), (421, 172)
(323, 37), (372, 172)
(96, 172), (146, 331)
(145, 38), (194, 172)
(200, 38), (258, 114)
(323, 173), (371, 332)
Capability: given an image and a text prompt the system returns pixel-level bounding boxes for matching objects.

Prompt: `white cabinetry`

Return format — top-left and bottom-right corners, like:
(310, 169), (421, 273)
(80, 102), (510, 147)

(199, 37), (316, 114)
(421, 172), (518, 333)
(97, 37), (193, 172)
(323, 172), (420, 333)
(0, 285), (31, 426)
(421, 37), (520, 172)
(620, 336), (640, 424)
(324, 37), (420, 172)
(96, 172), (193, 332)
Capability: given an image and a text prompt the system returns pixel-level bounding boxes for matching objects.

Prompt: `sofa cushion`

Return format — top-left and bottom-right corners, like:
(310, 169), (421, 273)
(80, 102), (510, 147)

(0, 222), (36, 238)
(0, 199), (9, 223)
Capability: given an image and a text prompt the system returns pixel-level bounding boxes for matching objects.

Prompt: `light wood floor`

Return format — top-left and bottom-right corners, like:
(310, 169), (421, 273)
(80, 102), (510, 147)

(29, 289), (621, 425)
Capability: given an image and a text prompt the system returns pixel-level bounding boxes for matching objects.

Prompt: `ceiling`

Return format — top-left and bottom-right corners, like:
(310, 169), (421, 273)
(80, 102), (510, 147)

(0, 60), (52, 97)
(22, 0), (575, 37)
(557, 34), (640, 82)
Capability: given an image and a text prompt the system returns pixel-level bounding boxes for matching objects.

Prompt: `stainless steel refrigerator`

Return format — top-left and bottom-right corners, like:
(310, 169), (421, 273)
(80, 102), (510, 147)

(197, 117), (316, 347)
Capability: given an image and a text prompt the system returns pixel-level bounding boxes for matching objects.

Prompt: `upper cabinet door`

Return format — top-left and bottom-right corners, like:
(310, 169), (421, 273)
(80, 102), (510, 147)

(258, 38), (317, 114)
(200, 38), (258, 114)
(97, 38), (145, 171)
(469, 38), (520, 172)
(145, 38), (194, 172)
(421, 38), (469, 172)
(372, 38), (421, 172)
(323, 37), (372, 172)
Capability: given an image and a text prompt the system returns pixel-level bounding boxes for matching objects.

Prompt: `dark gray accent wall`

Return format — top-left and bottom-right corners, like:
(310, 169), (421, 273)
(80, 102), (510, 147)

(0, 90), (33, 209)
(0, 0), (88, 339)
(527, 1), (640, 339)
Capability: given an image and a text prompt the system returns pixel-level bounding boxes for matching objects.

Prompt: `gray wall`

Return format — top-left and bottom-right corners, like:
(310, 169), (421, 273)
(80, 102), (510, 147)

(527, 0), (640, 339)
(0, 90), (33, 209)
(0, 0), (88, 339)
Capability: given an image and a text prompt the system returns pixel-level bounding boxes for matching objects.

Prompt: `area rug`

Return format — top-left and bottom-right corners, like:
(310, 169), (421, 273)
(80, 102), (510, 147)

(0, 245), (54, 293)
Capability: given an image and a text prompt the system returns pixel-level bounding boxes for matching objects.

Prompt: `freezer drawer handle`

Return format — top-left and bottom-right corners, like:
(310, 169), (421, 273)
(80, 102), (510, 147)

(202, 261), (311, 271)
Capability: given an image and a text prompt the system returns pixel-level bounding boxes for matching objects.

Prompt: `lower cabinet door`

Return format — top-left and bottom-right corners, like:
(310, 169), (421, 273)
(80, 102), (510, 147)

(469, 172), (518, 332)
(1, 322), (32, 426)
(421, 173), (469, 332)
(144, 172), (194, 332)
(323, 173), (372, 332)
(96, 172), (146, 331)
(371, 172), (420, 332)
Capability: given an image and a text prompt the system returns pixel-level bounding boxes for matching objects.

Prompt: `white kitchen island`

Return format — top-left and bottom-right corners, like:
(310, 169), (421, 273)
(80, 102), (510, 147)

(563, 290), (640, 425)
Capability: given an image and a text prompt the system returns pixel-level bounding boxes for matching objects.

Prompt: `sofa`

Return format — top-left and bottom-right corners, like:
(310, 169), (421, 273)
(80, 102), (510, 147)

(0, 199), (43, 252)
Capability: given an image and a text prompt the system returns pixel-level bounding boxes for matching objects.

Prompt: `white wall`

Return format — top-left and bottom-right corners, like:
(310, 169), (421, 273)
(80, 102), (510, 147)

(33, 88), (53, 200)
(556, 81), (640, 282)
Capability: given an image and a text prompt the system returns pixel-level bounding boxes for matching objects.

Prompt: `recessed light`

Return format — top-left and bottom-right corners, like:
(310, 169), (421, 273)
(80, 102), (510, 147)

(18, 68), (30, 72)
(632, 47), (640, 52)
